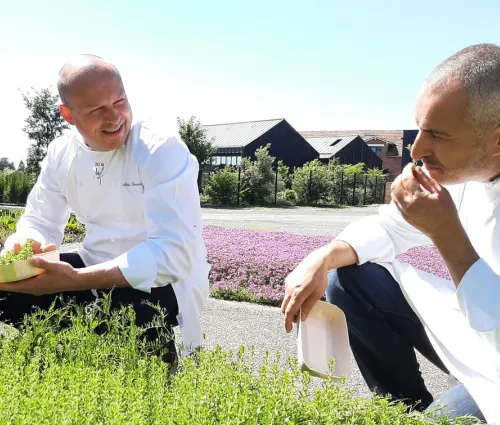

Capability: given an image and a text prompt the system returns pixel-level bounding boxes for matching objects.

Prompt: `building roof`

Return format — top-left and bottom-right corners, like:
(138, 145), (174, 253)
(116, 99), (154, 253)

(203, 118), (284, 149)
(300, 130), (404, 155)
(304, 135), (359, 159)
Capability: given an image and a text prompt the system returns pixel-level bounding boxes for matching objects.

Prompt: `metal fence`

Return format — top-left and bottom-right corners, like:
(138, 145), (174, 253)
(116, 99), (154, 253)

(199, 167), (388, 207)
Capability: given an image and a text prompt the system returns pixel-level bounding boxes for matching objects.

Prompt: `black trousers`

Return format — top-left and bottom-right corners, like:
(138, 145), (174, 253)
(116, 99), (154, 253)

(0, 252), (179, 332)
(326, 263), (449, 411)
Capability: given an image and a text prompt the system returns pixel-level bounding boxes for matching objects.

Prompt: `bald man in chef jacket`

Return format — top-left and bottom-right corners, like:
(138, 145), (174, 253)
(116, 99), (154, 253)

(0, 54), (210, 365)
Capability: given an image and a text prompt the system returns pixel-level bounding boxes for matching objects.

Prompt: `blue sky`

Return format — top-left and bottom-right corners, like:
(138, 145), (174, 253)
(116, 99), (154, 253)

(1, 0), (499, 164)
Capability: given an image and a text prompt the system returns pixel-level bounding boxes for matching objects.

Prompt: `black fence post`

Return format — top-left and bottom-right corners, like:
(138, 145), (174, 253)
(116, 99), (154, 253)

(363, 174), (368, 205)
(197, 168), (202, 192)
(382, 178), (387, 204)
(339, 172), (344, 205)
(237, 167), (241, 206)
(274, 167), (278, 206)
(352, 173), (357, 206)
(308, 169), (313, 205)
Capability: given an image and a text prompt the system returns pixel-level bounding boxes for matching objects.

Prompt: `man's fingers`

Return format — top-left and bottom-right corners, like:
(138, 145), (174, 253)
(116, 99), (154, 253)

(41, 243), (57, 253)
(300, 294), (320, 322)
(284, 297), (302, 333)
(281, 293), (290, 315)
(391, 191), (405, 215)
(414, 166), (440, 194)
(401, 164), (422, 194)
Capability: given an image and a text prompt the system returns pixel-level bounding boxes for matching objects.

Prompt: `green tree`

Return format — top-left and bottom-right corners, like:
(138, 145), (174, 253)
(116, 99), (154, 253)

(17, 160), (26, 172)
(240, 144), (276, 205)
(0, 158), (15, 172)
(21, 88), (69, 176)
(177, 116), (216, 165)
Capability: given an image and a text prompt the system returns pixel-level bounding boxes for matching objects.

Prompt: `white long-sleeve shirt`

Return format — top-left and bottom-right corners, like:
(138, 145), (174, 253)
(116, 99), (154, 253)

(12, 120), (210, 352)
(335, 180), (500, 424)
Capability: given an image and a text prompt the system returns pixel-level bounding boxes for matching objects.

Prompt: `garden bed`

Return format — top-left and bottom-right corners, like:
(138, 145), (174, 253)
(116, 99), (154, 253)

(205, 225), (450, 305)
(1, 208), (451, 306)
(0, 299), (474, 424)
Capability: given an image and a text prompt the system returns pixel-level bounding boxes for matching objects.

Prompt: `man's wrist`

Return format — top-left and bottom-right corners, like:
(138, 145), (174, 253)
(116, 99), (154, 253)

(430, 223), (480, 286)
(320, 240), (358, 271)
(75, 262), (131, 290)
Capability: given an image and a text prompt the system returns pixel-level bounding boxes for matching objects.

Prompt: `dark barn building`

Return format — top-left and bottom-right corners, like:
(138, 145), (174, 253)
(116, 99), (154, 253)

(203, 118), (319, 169)
(304, 135), (383, 169)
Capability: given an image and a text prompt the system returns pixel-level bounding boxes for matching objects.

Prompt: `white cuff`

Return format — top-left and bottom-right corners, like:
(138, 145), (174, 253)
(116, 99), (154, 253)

(112, 243), (158, 293)
(335, 216), (395, 265)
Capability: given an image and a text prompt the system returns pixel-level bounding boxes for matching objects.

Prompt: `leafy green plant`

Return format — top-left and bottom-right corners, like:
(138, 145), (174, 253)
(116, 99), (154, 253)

(407, 144), (418, 165)
(0, 298), (479, 424)
(205, 167), (239, 205)
(0, 239), (34, 265)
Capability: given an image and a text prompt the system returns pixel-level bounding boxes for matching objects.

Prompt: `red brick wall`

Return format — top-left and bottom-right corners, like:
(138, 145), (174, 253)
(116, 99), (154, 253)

(366, 140), (402, 182)
(384, 182), (392, 204)
(383, 156), (403, 181)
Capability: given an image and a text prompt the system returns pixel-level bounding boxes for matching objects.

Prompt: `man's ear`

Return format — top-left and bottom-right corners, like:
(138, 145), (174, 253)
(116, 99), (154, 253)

(59, 104), (75, 125)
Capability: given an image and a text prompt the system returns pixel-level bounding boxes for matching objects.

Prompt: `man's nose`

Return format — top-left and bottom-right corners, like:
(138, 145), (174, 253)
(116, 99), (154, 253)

(410, 131), (433, 161)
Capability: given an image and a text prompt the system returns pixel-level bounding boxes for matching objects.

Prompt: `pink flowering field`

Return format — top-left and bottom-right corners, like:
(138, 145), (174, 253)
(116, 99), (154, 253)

(203, 225), (450, 306)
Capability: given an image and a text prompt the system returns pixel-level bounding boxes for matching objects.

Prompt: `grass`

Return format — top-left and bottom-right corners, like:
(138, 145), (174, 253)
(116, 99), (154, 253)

(0, 298), (480, 424)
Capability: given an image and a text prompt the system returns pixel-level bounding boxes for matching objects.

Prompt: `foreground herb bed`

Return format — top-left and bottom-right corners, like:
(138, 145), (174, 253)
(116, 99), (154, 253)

(0, 300), (475, 424)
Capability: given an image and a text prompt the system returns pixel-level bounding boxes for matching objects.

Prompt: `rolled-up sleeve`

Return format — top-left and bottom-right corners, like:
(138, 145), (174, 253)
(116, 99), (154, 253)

(335, 201), (434, 265)
(457, 258), (500, 353)
(9, 143), (71, 249)
(112, 136), (203, 293)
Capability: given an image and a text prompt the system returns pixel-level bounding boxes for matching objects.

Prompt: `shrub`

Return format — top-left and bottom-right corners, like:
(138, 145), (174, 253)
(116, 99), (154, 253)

(276, 189), (298, 206)
(0, 171), (35, 205)
(240, 144), (277, 205)
(292, 159), (333, 205)
(205, 167), (239, 205)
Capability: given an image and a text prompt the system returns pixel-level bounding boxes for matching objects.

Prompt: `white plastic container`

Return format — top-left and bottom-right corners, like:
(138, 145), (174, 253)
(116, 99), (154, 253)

(0, 250), (60, 283)
(297, 300), (351, 379)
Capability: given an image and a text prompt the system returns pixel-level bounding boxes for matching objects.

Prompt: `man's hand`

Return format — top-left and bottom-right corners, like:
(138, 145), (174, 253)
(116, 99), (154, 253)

(0, 256), (80, 295)
(392, 163), (479, 286)
(1, 234), (55, 256)
(391, 164), (460, 239)
(281, 245), (331, 333)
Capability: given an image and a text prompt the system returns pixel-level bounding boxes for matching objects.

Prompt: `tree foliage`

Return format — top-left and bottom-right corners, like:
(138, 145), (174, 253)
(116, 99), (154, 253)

(177, 116), (216, 165)
(21, 88), (68, 175)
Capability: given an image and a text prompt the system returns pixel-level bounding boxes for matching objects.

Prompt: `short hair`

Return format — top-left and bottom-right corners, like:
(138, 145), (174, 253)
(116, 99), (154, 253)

(425, 43), (500, 135)
(57, 54), (120, 105)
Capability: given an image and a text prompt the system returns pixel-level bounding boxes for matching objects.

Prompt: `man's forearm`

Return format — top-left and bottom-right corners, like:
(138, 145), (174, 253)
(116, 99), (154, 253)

(431, 225), (480, 287)
(76, 261), (132, 290)
(323, 240), (359, 271)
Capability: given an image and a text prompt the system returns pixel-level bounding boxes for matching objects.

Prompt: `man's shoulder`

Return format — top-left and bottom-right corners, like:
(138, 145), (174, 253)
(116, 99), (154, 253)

(46, 129), (79, 160)
(131, 119), (187, 157)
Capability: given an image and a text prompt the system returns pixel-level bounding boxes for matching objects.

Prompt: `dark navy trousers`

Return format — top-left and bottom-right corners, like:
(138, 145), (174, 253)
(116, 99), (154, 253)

(326, 263), (484, 420)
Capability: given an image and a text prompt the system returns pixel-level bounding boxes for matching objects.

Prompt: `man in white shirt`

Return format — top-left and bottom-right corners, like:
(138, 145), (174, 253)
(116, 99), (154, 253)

(0, 54), (210, 365)
(282, 43), (500, 423)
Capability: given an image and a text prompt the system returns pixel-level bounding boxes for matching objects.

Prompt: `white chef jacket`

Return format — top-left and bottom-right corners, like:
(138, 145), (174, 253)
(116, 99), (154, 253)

(335, 180), (500, 424)
(12, 120), (210, 354)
